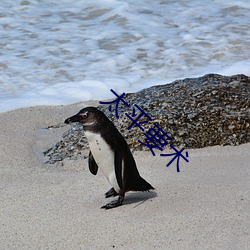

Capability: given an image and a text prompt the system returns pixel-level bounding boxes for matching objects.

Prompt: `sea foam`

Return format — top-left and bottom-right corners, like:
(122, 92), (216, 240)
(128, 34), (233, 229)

(0, 0), (249, 112)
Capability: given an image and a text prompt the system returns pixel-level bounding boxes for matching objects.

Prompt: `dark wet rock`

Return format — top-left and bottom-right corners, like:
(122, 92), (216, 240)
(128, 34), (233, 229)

(43, 74), (250, 163)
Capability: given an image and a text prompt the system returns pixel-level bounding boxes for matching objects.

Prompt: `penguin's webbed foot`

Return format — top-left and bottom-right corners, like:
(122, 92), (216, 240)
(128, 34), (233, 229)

(105, 187), (118, 198)
(101, 196), (124, 209)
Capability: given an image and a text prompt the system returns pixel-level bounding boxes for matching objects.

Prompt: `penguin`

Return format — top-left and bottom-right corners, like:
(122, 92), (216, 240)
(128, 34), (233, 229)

(65, 107), (154, 209)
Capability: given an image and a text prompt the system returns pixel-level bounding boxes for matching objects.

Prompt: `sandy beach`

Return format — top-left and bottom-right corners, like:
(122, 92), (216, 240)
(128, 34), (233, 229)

(0, 102), (249, 249)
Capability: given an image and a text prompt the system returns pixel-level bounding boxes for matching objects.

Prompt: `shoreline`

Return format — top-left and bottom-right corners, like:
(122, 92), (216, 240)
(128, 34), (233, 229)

(0, 103), (249, 249)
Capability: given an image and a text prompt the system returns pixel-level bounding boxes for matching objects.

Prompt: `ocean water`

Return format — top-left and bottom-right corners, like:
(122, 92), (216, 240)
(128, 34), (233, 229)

(0, 0), (250, 112)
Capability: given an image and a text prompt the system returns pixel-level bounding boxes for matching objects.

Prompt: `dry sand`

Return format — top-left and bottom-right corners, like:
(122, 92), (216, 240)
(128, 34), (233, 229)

(0, 102), (249, 250)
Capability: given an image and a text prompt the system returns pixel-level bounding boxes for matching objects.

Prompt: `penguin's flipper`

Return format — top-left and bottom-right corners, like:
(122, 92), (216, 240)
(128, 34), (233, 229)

(88, 151), (98, 175)
(114, 146), (124, 190)
(105, 187), (118, 198)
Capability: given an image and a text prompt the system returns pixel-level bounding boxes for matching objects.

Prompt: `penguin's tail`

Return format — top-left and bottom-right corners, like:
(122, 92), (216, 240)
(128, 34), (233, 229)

(132, 176), (154, 192)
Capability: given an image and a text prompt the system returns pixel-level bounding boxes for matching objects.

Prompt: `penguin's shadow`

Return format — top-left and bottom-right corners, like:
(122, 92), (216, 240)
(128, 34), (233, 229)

(122, 191), (157, 208)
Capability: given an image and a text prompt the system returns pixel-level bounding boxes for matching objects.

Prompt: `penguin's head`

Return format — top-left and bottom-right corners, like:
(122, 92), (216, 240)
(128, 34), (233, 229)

(65, 107), (108, 129)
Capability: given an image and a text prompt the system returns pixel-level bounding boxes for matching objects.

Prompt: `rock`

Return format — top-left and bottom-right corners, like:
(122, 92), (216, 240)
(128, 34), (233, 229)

(43, 74), (250, 164)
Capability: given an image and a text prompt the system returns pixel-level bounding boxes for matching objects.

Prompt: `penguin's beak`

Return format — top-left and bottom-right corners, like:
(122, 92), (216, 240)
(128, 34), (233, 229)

(64, 114), (81, 124)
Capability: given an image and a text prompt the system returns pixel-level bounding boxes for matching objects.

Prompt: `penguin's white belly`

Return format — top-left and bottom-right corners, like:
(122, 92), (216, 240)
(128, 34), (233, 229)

(85, 131), (120, 193)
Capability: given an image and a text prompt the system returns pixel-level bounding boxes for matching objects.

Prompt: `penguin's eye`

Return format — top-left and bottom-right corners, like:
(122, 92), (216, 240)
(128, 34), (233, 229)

(79, 112), (88, 119)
